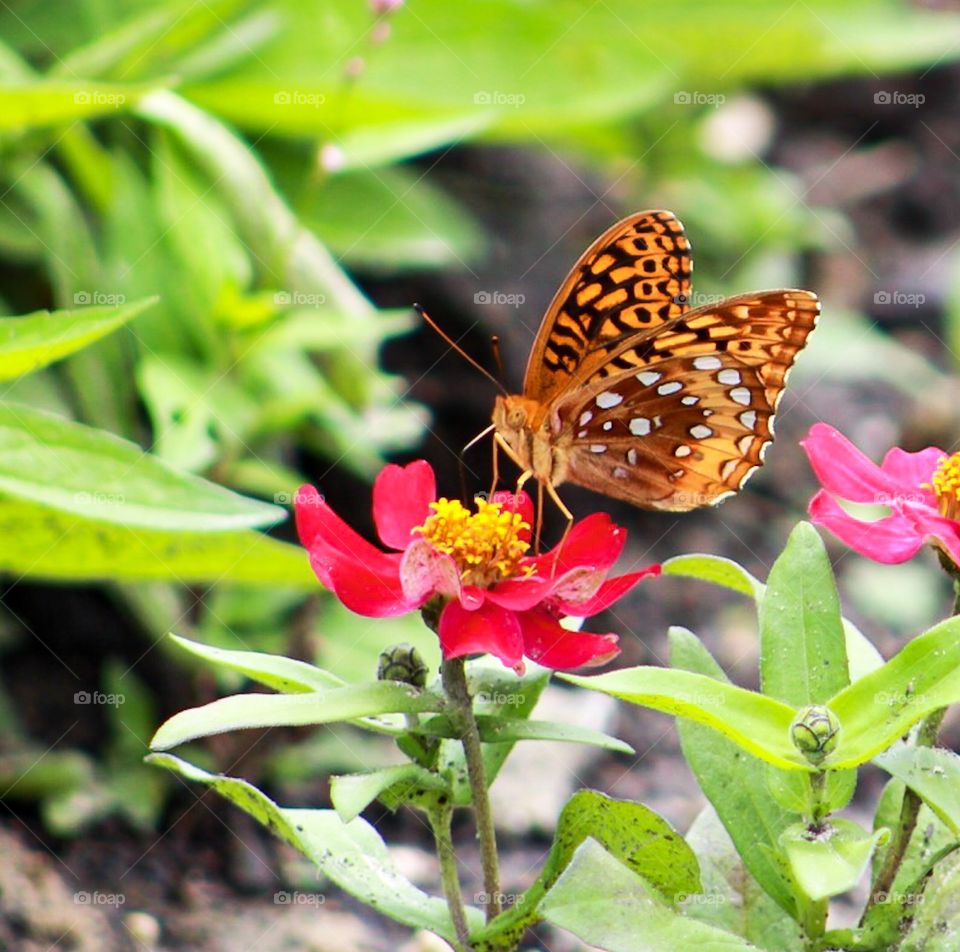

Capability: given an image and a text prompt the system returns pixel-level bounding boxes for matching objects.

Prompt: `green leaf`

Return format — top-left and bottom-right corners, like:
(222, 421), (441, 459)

(765, 765), (856, 816)
(781, 819), (889, 901)
(663, 553), (765, 600)
(146, 752), (482, 941)
(475, 790), (700, 947)
(0, 403), (282, 530)
(0, 298), (155, 380)
(0, 494), (315, 586)
(167, 634), (345, 693)
(759, 523), (849, 706)
(0, 79), (156, 129)
(541, 838), (761, 952)
(669, 627), (799, 918)
(684, 806), (804, 951)
(330, 764), (450, 823)
(875, 744), (960, 836)
(150, 682), (444, 750)
(897, 848), (960, 952)
(827, 616), (960, 768)
(474, 715), (632, 753)
(561, 666), (807, 770)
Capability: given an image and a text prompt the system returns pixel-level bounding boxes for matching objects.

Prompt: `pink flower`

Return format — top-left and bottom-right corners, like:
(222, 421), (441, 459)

(294, 461), (659, 672)
(801, 422), (960, 566)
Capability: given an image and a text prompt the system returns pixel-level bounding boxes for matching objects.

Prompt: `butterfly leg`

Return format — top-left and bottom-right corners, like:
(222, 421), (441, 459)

(543, 479), (574, 569)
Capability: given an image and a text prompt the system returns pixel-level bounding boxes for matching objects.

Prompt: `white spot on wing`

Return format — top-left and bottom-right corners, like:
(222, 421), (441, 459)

(720, 459), (738, 480)
(579, 411), (593, 426)
(690, 424), (713, 439)
(596, 392), (623, 409)
(738, 435), (754, 455)
(629, 417), (651, 436)
(740, 410), (757, 429)
(590, 444), (607, 454)
(627, 448), (638, 465)
(603, 421), (613, 431)
(637, 370), (661, 386)
(613, 466), (628, 479)
(681, 395), (699, 406)
(658, 381), (682, 396)
(718, 368), (741, 386)
(674, 445), (692, 458)
(693, 355), (722, 370)
(731, 387), (751, 406)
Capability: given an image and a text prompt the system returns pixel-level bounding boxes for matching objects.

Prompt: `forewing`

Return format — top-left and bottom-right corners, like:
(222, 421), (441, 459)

(524, 210), (691, 404)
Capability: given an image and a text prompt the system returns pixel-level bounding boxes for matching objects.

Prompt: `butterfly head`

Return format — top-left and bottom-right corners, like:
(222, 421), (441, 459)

(493, 394), (568, 486)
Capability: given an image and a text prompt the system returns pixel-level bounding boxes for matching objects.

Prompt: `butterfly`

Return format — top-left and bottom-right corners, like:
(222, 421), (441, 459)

(490, 210), (819, 517)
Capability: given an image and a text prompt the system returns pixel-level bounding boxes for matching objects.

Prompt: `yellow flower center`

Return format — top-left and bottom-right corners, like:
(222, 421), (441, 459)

(931, 452), (960, 521)
(413, 497), (532, 586)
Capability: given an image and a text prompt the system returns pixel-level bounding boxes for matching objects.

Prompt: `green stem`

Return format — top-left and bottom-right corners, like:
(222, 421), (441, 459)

(441, 656), (503, 921)
(429, 801), (473, 952)
(801, 897), (828, 948)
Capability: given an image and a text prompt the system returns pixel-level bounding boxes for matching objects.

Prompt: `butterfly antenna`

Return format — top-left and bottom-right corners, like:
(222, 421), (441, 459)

(414, 304), (507, 394)
(490, 335), (507, 388)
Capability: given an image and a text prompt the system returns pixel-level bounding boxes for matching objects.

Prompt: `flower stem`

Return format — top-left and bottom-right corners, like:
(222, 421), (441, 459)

(864, 706), (946, 915)
(429, 801), (473, 951)
(441, 656), (503, 921)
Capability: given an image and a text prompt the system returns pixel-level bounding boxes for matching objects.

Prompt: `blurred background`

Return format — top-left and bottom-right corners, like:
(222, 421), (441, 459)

(3, 0), (960, 948)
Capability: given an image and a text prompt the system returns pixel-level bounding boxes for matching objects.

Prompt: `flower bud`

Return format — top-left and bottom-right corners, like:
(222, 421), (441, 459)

(377, 643), (428, 688)
(790, 704), (840, 765)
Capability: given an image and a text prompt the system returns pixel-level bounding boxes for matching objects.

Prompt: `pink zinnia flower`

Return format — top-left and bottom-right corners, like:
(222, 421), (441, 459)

(802, 422), (960, 566)
(294, 461), (659, 672)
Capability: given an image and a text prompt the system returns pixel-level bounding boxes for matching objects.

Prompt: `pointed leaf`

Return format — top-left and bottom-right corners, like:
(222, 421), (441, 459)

(663, 553), (765, 600)
(875, 744), (960, 835)
(331, 765), (449, 823)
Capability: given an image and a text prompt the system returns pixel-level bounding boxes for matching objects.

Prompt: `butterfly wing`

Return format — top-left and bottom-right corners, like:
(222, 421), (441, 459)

(554, 290), (819, 510)
(524, 210), (692, 406)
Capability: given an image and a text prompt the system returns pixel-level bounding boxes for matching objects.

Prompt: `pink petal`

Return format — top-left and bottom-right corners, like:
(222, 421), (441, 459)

(459, 585), (486, 611)
(879, 447), (944, 503)
(518, 609), (620, 670)
(808, 490), (924, 563)
(801, 424), (898, 503)
(438, 600), (524, 669)
(901, 506), (960, 569)
(533, 513), (627, 579)
(373, 460), (436, 550)
(399, 537), (460, 603)
(484, 574), (556, 611)
(306, 537), (414, 616)
(553, 564), (661, 616)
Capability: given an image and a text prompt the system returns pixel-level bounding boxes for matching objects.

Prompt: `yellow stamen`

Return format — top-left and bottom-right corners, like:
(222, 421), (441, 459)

(931, 452), (960, 521)
(413, 497), (532, 586)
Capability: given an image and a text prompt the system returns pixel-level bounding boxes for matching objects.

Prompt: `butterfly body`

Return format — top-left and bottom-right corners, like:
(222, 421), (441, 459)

(490, 210), (819, 513)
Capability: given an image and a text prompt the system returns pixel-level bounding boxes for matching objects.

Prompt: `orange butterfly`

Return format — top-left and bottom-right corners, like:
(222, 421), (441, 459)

(488, 210), (819, 518)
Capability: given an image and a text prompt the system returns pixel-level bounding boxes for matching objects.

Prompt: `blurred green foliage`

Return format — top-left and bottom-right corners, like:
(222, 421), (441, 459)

(1, 0), (959, 833)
